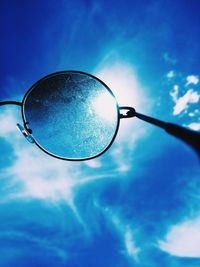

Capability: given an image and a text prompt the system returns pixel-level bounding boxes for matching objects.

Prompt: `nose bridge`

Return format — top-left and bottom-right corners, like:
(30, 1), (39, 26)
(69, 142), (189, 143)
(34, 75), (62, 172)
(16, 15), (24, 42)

(16, 123), (35, 143)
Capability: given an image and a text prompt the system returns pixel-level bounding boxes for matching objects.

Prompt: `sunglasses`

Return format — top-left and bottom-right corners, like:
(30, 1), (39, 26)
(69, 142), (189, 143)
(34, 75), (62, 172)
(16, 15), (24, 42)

(1, 71), (199, 160)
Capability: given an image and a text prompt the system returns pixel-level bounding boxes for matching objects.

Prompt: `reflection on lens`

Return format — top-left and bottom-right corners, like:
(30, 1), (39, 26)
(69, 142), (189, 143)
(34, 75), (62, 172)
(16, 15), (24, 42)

(23, 71), (119, 160)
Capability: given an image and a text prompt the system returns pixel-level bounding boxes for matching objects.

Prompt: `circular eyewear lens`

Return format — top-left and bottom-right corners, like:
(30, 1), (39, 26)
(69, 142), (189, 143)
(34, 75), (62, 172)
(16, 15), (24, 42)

(22, 71), (119, 160)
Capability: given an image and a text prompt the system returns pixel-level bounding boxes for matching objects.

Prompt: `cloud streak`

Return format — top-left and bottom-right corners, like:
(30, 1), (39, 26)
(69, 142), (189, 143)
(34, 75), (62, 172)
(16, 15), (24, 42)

(172, 89), (199, 115)
(102, 206), (140, 262)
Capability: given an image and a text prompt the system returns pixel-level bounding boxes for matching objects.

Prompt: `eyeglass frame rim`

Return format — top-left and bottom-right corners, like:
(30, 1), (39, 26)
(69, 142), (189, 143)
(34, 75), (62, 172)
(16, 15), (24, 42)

(20, 70), (121, 161)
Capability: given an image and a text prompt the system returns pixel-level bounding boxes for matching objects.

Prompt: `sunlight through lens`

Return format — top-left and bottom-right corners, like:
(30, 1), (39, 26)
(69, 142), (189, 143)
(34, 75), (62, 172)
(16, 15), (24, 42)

(22, 71), (119, 160)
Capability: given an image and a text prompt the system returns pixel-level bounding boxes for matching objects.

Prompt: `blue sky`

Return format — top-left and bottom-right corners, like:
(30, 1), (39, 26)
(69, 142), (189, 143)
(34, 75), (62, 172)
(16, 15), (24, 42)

(0, 0), (200, 266)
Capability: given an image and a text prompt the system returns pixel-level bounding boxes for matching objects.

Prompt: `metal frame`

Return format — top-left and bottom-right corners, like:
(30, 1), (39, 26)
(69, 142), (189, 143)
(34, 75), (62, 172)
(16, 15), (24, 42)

(0, 101), (22, 107)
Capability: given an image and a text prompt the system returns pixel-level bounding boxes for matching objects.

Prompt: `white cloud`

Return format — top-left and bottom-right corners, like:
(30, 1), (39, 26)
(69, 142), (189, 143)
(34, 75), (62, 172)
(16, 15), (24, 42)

(158, 216), (200, 257)
(172, 89), (200, 115)
(167, 70), (175, 79)
(187, 122), (200, 131)
(186, 75), (199, 86)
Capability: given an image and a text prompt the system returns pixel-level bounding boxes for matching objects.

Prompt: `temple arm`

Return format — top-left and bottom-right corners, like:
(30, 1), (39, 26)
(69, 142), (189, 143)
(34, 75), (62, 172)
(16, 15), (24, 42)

(0, 101), (22, 107)
(120, 107), (200, 156)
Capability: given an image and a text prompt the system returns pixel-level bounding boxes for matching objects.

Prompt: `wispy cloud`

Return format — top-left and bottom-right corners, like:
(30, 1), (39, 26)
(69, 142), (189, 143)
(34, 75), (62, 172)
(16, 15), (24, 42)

(103, 207), (140, 262)
(124, 226), (140, 260)
(186, 122), (200, 131)
(171, 88), (200, 115)
(167, 70), (175, 79)
(158, 216), (200, 258)
(186, 75), (199, 86)
(0, 230), (68, 262)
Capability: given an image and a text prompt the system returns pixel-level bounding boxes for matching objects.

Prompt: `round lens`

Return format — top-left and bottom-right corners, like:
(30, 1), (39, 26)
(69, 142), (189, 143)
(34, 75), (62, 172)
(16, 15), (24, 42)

(22, 71), (119, 160)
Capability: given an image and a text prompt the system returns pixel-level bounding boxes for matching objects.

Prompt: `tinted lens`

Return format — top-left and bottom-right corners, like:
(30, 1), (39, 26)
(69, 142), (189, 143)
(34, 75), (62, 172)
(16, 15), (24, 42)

(23, 71), (119, 160)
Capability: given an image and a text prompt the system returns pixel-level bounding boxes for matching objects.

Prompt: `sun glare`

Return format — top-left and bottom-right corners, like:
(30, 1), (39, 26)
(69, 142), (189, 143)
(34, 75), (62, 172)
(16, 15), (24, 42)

(92, 91), (117, 123)
(95, 63), (146, 110)
(94, 62), (149, 141)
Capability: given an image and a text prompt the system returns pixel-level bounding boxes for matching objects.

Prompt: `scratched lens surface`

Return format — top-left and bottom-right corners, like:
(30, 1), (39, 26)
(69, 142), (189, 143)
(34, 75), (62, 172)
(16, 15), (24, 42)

(23, 72), (119, 160)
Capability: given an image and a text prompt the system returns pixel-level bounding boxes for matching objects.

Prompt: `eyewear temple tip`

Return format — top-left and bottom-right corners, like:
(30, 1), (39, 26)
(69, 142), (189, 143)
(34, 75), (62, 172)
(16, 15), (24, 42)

(119, 106), (200, 156)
